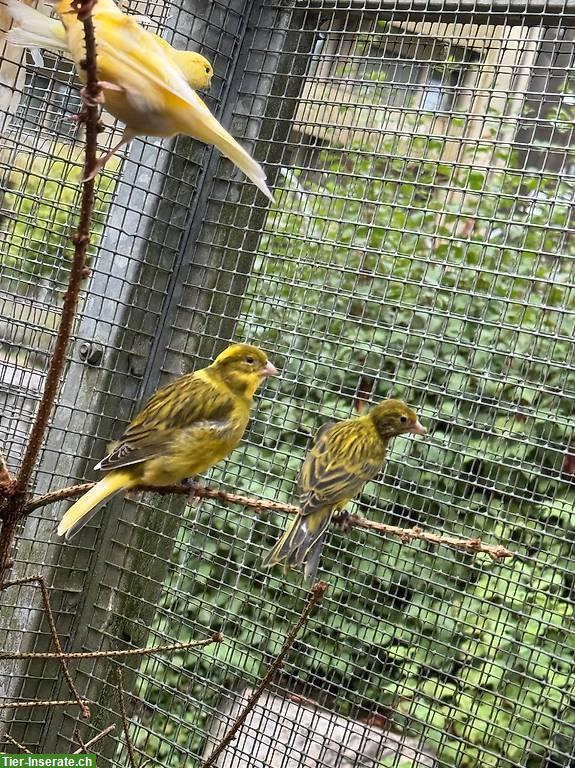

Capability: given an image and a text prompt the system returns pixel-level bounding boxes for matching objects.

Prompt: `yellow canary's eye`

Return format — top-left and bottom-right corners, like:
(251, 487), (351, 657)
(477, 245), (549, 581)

(206, 66), (211, 73)
(245, 356), (255, 365)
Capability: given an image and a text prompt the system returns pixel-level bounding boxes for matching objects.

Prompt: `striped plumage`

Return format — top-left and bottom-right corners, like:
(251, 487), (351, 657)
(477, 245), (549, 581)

(57, 344), (277, 540)
(262, 399), (426, 583)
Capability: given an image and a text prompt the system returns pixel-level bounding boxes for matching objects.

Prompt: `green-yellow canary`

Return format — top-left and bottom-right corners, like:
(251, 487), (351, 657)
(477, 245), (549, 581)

(262, 399), (427, 583)
(57, 344), (277, 539)
(5, 0), (214, 91)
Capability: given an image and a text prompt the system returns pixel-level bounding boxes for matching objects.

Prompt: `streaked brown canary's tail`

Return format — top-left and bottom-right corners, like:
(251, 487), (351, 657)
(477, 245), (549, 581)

(262, 508), (333, 584)
(57, 470), (135, 540)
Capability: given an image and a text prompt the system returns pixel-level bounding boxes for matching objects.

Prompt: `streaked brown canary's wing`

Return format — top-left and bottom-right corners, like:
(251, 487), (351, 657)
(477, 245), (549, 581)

(97, 373), (234, 472)
(299, 419), (386, 515)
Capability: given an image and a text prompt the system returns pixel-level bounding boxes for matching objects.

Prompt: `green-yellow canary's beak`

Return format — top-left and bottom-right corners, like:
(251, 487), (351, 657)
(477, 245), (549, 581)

(262, 360), (279, 377)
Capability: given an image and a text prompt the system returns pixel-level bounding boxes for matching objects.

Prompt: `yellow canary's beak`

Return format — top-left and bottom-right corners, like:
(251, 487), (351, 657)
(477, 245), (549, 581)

(411, 420), (427, 435)
(262, 361), (279, 377)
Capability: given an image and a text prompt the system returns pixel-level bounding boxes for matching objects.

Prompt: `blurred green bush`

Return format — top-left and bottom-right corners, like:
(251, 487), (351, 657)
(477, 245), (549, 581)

(138, 109), (574, 768)
(0, 143), (117, 290)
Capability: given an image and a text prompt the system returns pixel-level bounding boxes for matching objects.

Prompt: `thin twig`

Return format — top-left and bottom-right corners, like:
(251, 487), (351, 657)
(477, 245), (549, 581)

(0, 0), (101, 581)
(0, 576), (90, 718)
(203, 582), (328, 768)
(348, 517), (514, 560)
(0, 632), (222, 661)
(0, 699), (91, 710)
(72, 724), (116, 754)
(14, 1), (100, 496)
(74, 727), (89, 752)
(25, 482), (296, 516)
(0, 453), (12, 490)
(26, 483), (96, 513)
(27, 482), (513, 559)
(116, 669), (138, 768)
(3, 733), (33, 753)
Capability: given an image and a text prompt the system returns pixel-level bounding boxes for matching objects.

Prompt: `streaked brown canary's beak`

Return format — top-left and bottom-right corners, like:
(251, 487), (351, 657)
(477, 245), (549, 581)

(411, 420), (427, 435)
(262, 361), (279, 377)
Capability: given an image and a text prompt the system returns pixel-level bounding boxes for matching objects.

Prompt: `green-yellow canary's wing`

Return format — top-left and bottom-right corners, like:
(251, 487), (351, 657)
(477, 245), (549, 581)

(97, 373), (234, 472)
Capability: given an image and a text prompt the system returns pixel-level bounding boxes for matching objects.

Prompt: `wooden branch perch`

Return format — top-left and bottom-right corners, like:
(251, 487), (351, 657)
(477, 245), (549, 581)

(26, 482), (514, 560)
(0, 0), (101, 582)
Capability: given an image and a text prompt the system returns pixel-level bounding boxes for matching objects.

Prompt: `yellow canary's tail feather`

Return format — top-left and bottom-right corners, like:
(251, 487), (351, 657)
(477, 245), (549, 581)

(206, 123), (274, 201)
(57, 470), (135, 540)
(5, 1), (68, 59)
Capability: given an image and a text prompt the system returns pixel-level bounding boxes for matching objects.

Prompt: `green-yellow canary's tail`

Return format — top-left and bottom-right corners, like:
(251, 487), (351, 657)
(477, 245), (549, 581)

(262, 508), (333, 584)
(57, 470), (135, 540)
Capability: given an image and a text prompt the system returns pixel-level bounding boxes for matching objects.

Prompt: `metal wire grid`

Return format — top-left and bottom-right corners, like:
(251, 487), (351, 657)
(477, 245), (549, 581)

(1, 0), (265, 751)
(1, 0), (574, 766)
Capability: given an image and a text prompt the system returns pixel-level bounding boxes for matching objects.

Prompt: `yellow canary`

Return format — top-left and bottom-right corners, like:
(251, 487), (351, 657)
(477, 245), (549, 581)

(262, 400), (427, 582)
(38, 0), (273, 195)
(58, 344), (278, 539)
(5, 1), (213, 90)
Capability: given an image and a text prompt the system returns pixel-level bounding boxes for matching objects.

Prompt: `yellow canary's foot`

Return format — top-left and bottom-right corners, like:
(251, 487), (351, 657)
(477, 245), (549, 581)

(182, 478), (200, 504)
(80, 81), (123, 107)
(61, 112), (82, 124)
(79, 85), (104, 107)
(98, 80), (124, 92)
(83, 128), (132, 182)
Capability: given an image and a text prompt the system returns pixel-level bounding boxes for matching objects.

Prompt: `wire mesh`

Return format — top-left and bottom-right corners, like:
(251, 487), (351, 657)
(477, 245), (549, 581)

(1, 0), (574, 766)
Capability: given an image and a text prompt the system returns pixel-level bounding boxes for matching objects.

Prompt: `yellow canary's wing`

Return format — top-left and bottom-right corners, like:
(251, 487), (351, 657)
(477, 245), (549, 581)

(96, 372), (235, 473)
(58, 7), (190, 104)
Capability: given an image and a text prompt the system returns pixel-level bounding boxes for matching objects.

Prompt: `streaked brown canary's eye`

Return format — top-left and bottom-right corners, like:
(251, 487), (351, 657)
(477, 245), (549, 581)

(400, 415), (407, 423)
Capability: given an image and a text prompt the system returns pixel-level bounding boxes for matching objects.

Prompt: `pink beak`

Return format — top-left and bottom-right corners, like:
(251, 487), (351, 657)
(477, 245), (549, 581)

(261, 360), (279, 377)
(411, 419), (427, 436)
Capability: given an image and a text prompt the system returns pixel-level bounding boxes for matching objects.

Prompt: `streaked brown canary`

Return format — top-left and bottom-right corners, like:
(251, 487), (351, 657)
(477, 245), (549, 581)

(262, 399), (426, 582)
(58, 344), (277, 539)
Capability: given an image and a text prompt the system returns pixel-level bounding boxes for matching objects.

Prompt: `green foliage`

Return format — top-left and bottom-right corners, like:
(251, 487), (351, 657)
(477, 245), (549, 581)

(132, 111), (574, 764)
(1, 145), (117, 287)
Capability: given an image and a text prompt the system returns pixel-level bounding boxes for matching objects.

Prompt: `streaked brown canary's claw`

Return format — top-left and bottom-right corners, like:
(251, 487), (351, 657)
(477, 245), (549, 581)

(333, 509), (352, 534)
